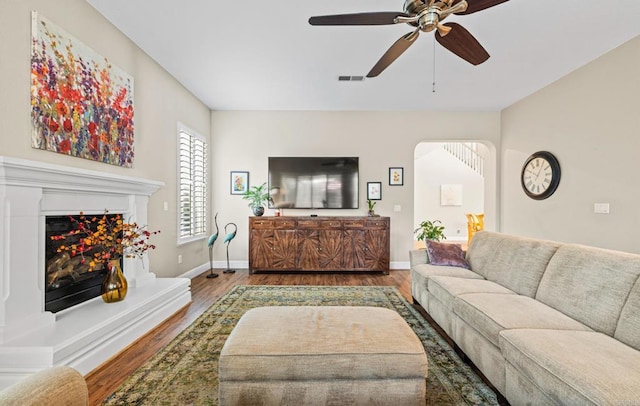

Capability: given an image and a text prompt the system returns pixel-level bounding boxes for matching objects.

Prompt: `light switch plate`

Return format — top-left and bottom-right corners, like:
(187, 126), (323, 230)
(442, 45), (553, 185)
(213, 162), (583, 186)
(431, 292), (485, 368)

(594, 203), (610, 214)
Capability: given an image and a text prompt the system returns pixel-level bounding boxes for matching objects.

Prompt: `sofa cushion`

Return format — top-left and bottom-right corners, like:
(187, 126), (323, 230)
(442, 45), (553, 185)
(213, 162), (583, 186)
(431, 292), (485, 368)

(429, 276), (515, 311)
(615, 277), (640, 351)
(425, 240), (470, 269)
(500, 329), (640, 405)
(429, 277), (516, 338)
(466, 231), (560, 296)
(453, 293), (591, 347)
(536, 244), (640, 336)
(412, 263), (484, 283)
(411, 264), (483, 308)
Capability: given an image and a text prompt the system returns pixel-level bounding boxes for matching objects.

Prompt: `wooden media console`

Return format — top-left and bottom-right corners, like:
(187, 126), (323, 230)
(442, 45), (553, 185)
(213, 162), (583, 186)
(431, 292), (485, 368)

(248, 216), (390, 273)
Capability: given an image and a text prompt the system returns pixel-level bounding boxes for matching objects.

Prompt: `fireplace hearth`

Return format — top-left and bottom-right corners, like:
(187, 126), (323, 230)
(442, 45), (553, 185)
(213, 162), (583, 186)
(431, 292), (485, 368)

(0, 156), (191, 389)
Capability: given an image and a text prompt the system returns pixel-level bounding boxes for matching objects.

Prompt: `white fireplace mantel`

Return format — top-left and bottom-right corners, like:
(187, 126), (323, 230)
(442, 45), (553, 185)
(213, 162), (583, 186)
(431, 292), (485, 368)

(0, 156), (191, 389)
(0, 155), (163, 196)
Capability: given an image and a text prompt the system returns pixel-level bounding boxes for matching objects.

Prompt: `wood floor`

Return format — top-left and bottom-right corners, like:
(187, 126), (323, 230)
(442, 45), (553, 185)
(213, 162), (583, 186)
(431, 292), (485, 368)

(85, 269), (412, 405)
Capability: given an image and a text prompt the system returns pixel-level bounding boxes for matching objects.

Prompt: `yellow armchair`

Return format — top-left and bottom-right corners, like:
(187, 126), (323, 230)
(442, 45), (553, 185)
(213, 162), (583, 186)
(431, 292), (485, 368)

(465, 213), (484, 245)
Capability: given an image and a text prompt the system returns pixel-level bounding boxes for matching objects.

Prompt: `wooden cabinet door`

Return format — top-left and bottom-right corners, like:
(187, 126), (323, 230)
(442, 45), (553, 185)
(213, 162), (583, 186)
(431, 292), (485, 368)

(343, 219), (389, 271)
(297, 229), (320, 270)
(271, 229), (297, 270)
(344, 229), (389, 271)
(363, 219), (390, 271)
(363, 229), (390, 271)
(343, 229), (366, 270)
(297, 228), (343, 270)
(249, 228), (274, 270)
(318, 229), (343, 269)
(249, 219), (296, 271)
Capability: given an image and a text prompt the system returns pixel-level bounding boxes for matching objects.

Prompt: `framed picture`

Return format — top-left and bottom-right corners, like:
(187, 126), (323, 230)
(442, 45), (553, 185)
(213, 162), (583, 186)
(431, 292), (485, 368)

(389, 167), (404, 186)
(31, 12), (135, 167)
(230, 171), (249, 195)
(367, 182), (382, 200)
(441, 184), (462, 206)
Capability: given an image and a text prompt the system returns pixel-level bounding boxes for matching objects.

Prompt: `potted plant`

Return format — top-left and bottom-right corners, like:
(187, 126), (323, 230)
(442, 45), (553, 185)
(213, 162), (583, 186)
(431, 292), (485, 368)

(243, 182), (270, 216)
(367, 199), (377, 216)
(414, 219), (446, 242)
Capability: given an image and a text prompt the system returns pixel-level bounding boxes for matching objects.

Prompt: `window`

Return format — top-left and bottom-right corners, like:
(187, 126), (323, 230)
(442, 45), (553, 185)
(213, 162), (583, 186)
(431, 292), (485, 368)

(178, 123), (207, 243)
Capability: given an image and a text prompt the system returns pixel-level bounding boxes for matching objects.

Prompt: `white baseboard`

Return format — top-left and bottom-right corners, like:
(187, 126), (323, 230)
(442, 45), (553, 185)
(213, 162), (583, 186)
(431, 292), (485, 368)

(183, 260), (409, 278)
(390, 261), (410, 270)
(179, 263), (209, 279)
(180, 261), (249, 279)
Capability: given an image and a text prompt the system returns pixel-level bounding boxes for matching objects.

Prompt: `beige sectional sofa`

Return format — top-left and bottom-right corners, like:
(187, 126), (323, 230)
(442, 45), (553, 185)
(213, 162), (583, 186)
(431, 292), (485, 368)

(409, 231), (640, 405)
(0, 365), (88, 405)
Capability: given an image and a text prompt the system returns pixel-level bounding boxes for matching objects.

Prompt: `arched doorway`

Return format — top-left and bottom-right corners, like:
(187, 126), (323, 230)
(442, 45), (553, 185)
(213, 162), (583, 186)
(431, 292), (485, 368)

(413, 141), (496, 247)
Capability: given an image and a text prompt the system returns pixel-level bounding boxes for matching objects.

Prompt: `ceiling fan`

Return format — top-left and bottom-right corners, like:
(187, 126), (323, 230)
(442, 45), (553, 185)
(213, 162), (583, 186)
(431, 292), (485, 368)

(308, 0), (510, 77)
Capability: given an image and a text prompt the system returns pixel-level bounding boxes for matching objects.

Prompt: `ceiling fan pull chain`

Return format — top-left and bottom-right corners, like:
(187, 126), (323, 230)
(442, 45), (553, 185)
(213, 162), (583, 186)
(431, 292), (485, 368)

(432, 35), (437, 93)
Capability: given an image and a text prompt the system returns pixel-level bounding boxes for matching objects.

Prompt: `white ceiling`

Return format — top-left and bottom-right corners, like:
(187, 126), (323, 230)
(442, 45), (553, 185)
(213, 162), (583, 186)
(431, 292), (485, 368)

(87, 0), (640, 112)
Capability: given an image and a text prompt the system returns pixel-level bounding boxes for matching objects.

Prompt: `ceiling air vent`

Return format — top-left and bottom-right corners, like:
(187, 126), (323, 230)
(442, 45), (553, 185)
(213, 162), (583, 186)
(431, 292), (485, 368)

(338, 76), (364, 82)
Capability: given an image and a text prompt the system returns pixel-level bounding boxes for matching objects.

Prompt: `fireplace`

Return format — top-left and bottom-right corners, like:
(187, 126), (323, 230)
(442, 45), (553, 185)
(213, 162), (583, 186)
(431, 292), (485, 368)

(44, 214), (125, 313)
(0, 156), (191, 389)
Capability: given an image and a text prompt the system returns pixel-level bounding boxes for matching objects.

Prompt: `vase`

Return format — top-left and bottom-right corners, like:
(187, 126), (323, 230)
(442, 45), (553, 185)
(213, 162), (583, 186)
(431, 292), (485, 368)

(101, 258), (128, 303)
(252, 206), (265, 216)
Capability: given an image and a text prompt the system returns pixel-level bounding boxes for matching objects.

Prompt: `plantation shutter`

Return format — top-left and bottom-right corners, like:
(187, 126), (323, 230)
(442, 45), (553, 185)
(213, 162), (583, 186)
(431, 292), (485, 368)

(179, 127), (207, 242)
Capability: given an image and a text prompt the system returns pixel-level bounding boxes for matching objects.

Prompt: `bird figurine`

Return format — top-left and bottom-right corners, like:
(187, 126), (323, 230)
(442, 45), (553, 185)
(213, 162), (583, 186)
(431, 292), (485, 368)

(206, 213), (220, 279)
(223, 222), (237, 273)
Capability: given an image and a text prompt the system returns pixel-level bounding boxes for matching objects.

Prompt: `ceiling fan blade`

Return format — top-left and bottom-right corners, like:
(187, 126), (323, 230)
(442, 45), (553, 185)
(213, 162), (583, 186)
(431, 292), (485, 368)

(454, 0), (509, 15)
(367, 30), (420, 78)
(309, 12), (408, 26)
(435, 22), (489, 65)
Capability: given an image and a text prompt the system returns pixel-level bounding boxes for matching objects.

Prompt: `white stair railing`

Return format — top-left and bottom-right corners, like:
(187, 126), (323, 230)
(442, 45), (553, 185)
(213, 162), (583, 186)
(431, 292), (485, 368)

(442, 143), (484, 177)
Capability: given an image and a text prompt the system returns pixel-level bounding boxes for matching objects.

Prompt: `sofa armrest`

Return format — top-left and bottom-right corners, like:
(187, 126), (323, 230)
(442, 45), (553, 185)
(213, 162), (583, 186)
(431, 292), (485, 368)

(409, 249), (428, 269)
(0, 366), (88, 406)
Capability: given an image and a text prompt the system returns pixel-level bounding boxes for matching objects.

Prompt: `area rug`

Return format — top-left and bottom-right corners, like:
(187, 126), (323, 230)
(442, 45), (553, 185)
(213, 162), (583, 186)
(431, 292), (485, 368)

(103, 285), (498, 405)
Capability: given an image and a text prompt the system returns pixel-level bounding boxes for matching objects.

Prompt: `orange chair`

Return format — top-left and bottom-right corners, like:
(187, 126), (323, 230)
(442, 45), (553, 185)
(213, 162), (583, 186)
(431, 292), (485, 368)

(466, 213), (484, 245)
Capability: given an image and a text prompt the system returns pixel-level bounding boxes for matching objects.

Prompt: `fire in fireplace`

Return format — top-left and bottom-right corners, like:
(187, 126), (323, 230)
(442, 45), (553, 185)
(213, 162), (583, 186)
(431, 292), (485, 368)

(45, 214), (122, 312)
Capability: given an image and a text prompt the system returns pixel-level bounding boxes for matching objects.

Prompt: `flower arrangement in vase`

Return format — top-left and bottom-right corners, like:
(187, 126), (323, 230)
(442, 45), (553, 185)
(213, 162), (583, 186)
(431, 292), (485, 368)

(50, 210), (159, 302)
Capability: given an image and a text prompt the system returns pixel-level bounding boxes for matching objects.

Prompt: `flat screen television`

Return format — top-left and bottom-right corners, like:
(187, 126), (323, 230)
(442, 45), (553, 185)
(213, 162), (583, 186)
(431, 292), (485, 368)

(268, 157), (359, 209)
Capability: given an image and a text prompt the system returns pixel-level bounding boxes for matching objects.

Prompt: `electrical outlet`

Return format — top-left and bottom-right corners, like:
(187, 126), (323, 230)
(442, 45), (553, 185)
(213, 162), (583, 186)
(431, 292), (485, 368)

(178, 254), (183, 264)
(594, 203), (610, 214)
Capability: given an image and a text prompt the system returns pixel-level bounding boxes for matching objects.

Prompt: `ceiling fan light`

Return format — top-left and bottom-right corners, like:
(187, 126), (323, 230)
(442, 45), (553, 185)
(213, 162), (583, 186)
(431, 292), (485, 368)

(436, 23), (452, 36)
(448, 0), (468, 15)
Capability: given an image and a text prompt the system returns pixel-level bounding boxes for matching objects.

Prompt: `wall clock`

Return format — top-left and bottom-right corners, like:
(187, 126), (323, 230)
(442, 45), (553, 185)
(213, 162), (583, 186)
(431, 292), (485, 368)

(521, 151), (561, 200)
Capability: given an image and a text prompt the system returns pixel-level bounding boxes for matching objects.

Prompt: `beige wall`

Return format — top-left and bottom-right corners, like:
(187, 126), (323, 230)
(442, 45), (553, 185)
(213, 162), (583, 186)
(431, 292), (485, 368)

(501, 35), (640, 253)
(0, 0), (212, 277)
(210, 111), (500, 265)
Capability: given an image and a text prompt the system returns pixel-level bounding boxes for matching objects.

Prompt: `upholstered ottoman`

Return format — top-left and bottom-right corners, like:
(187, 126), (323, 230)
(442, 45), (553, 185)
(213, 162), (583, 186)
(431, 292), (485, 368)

(219, 306), (428, 406)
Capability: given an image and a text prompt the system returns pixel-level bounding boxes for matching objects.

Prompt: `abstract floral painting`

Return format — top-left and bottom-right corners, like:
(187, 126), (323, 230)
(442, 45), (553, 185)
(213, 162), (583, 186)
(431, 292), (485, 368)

(30, 12), (134, 167)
